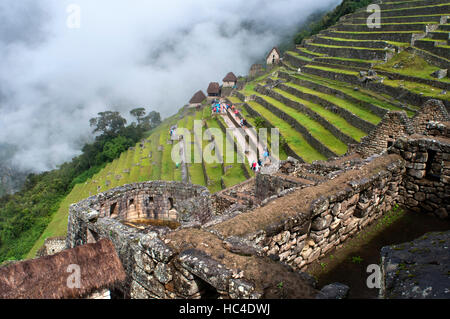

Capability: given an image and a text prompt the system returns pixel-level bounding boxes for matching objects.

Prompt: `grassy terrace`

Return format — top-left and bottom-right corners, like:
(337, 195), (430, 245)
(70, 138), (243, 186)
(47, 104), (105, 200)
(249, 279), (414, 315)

(279, 83), (381, 125)
(383, 78), (450, 101)
(275, 85), (373, 140)
(375, 50), (450, 84)
(303, 64), (449, 106)
(244, 84), (348, 156)
(246, 100), (326, 162)
(227, 96), (243, 104)
(307, 43), (388, 51)
(205, 114), (248, 188)
(332, 30), (424, 34)
(285, 51), (313, 61)
(305, 64), (360, 76)
(290, 72), (416, 116)
(378, 3), (450, 13)
(295, 47), (325, 57)
(185, 113), (205, 186)
(237, 102), (289, 161)
(198, 107), (224, 193)
(317, 36), (410, 48)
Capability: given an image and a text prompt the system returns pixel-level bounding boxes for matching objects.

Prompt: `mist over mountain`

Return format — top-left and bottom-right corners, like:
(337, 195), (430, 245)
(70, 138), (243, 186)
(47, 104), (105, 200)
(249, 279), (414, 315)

(0, 0), (339, 173)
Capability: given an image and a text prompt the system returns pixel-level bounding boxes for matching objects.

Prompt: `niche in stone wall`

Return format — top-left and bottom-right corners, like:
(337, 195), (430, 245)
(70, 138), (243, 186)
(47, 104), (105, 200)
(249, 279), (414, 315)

(425, 150), (440, 181)
(86, 228), (99, 244)
(110, 202), (118, 218)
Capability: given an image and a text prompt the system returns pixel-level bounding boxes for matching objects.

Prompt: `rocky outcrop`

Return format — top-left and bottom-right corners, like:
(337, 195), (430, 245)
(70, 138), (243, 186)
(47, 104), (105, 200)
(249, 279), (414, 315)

(380, 231), (450, 299)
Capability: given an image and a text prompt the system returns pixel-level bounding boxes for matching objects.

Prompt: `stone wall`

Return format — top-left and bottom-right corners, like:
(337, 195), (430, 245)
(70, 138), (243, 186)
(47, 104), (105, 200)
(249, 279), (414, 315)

(67, 190), (319, 299)
(356, 111), (415, 158)
(66, 181), (211, 239)
(390, 135), (450, 219)
(278, 70), (388, 119)
(36, 236), (66, 257)
(210, 154), (406, 271)
(411, 99), (450, 134)
(255, 173), (312, 202)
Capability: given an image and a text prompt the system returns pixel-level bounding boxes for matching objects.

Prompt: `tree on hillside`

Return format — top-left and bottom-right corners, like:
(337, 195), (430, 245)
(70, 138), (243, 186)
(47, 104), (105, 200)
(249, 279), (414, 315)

(141, 111), (161, 131)
(89, 111), (127, 136)
(130, 108), (146, 125)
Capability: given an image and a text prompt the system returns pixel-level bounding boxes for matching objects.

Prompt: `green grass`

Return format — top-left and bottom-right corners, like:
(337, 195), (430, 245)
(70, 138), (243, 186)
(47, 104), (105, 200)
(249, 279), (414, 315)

(245, 99), (327, 162)
(375, 50), (450, 84)
(308, 43), (387, 51)
(285, 51), (313, 61)
(282, 82), (381, 126)
(227, 96), (242, 104)
(292, 73), (416, 116)
(251, 91), (348, 155)
(383, 78), (450, 101)
(306, 64), (360, 76)
(274, 86), (368, 141)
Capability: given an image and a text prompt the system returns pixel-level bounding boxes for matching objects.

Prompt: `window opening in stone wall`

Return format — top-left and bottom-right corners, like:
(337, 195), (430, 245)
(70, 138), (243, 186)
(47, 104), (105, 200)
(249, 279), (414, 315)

(169, 197), (174, 210)
(129, 198), (134, 206)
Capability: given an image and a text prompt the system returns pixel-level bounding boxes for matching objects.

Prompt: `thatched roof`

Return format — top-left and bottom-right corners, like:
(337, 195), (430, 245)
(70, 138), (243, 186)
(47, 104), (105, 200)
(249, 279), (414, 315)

(207, 82), (220, 95)
(0, 239), (126, 299)
(266, 47), (281, 60)
(223, 72), (237, 82)
(189, 90), (207, 104)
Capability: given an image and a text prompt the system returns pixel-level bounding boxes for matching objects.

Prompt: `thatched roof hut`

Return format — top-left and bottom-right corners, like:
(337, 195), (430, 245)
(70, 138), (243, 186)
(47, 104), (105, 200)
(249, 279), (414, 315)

(0, 239), (126, 299)
(207, 82), (220, 96)
(223, 72), (237, 83)
(189, 90), (207, 106)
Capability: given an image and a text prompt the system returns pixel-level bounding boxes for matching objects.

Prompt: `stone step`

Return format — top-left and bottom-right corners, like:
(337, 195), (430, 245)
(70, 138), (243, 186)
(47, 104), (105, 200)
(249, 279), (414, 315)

(314, 35), (397, 49)
(304, 43), (393, 61)
(351, 4), (450, 18)
(333, 22), (435, 33)
(319, 30), (423, 43)
(429, 31), (450, 40)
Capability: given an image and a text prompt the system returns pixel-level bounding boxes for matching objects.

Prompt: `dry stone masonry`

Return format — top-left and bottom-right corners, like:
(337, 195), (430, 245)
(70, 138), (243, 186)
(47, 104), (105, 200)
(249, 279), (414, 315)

(65, 99), (449, 299)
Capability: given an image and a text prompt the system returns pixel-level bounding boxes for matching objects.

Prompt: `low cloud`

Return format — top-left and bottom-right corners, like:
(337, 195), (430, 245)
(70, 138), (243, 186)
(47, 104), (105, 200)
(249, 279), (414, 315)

(0, 0), (339, 172)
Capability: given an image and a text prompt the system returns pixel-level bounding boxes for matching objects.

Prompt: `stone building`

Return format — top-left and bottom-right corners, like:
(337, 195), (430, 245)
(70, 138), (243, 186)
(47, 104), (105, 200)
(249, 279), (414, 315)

(0, 239), (125, 299)
(222, 72), (238, 88)
(207, 82), (220, 98)
(266, 47), (281, 66)
(36, 236), (66, 257)
(188, 90), (207, 108)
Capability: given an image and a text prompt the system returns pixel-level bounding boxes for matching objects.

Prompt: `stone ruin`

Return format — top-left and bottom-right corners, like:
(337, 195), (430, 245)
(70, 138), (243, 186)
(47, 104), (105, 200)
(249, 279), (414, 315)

(65, 99), (449, 299)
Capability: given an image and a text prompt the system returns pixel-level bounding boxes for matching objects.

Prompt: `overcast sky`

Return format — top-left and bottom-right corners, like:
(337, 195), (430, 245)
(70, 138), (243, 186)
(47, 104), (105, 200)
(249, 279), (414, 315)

(0, 0), (339, 172)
